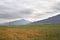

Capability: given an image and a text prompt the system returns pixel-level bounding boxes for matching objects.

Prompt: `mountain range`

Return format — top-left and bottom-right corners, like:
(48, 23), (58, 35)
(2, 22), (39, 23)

(31, 14), (60, 24)
(2, 19), (31, 25)
(0, 14), (60, 25)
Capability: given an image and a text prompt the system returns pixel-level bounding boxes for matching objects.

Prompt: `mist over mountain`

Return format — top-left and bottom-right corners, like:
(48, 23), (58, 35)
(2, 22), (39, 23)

(2, 19), (31, 25)
(31, 14), (60, 24)
(0, 14), (60, 25)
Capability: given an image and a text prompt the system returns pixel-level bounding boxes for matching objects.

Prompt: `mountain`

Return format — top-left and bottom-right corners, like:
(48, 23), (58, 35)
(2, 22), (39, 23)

(31, 14), (60, 24)
(3, 19), (31, 25)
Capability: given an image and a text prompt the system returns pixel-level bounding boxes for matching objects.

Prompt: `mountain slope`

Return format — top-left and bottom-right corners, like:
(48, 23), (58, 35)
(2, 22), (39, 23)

(31, 14), (60, 24)
(3, 19), (31, 25)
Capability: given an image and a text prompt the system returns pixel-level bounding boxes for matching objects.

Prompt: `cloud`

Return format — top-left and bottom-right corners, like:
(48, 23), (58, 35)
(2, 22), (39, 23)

(2, 8), (33, 18)
(52, 2), (60, 12)
(0, 0), (60, 22)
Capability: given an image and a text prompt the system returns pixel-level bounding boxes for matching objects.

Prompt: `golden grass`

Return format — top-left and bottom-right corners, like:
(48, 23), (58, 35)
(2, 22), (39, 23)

(0, 24), (60, 40)
(0, 28), (60, 40)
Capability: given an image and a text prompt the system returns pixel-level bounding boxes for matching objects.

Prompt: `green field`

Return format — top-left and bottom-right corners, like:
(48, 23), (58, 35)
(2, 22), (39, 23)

(0, 24), (60, 40)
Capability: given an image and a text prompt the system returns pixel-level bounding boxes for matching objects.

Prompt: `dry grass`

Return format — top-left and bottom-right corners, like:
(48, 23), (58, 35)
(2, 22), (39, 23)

(0, 24), (60, 40)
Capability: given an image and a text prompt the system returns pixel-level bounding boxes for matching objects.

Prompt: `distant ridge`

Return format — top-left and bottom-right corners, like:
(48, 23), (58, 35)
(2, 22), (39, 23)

(2, 19), (31, 25)
(31, 14), (60, 24)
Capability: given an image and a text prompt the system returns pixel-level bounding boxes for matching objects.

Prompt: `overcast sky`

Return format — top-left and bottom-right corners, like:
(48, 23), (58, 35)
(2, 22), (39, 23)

(0, 0), (60, 23)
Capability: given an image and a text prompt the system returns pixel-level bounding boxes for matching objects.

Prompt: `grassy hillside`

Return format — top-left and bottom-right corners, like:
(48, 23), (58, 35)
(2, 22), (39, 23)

(0, 24), (60, 40)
